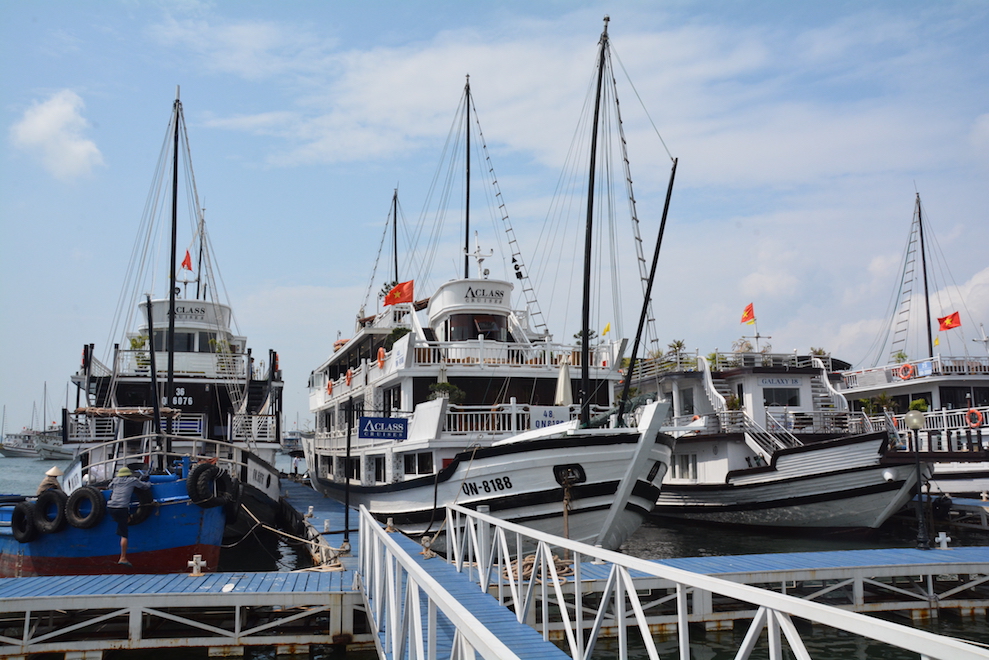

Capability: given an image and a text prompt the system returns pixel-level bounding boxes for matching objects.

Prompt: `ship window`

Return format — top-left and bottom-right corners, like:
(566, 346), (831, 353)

(383, 386), (401, 416)
(198, 332), (218, 353)
(153, 331), (195, 352)
(449, 314), (507, 342)
(673, 453), (697, 480)
(940, 386), (975, 410)
(373, 456), (385, 482)
(764, 388), (800, 406)
(346, 457), (360, 481)
(403, 452), (433, 475)
(680, 388), (694, 415)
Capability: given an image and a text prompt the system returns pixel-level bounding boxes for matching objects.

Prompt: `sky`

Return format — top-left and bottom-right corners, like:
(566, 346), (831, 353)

(1, 1), (987, 434)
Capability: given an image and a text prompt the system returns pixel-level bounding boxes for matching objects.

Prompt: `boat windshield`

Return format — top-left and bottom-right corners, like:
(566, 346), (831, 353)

(449, 314), (508, 342)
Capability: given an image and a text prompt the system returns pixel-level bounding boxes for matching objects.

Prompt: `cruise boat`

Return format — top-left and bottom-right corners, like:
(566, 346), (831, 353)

(305, 24), (675, 551)
(0, 431), (40, 458)
(305, 275), (671, 550)
(630, 350), (921, 531)
(57, 91), (284, 537)
(835, 194), (989, 497)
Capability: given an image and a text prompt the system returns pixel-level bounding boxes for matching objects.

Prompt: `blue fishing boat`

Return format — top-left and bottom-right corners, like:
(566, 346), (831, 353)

(0, 462), (228, 577)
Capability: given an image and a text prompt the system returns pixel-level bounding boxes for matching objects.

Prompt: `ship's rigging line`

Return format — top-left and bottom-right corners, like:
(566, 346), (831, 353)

(861, 194), (980, 367)
(98, 99), (249, 412)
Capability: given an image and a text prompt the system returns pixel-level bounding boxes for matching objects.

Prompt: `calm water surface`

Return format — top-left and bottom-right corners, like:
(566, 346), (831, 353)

(3, 454), (987, 658)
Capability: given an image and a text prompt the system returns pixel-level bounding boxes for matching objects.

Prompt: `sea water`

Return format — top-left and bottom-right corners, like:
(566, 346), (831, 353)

(2, 454), (987, 658)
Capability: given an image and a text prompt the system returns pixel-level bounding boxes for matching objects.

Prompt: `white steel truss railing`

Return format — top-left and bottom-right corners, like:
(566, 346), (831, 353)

(441, 503), (989, 660)
(357, 505), (526, 660)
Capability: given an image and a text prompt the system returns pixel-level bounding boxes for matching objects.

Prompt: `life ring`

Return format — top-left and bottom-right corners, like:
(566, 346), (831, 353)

(66, 486), (107, 529)
(11, 501), (39, 543)
(899, 363), (915, 379)
(326, 380), (333, 395)
(35, 489), (69, 534)
(346, 369), (353, 386)
(186, 463), (234, 508)
(968, 408), (984, 429)
(377, 346), (386, 369)
(127, 487), (156, 526)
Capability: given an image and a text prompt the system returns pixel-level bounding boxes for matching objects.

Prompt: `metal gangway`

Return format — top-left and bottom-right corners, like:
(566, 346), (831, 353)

(357, 503), (989, 660)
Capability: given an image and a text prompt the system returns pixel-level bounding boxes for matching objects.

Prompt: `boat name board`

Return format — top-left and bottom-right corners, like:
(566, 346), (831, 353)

(758, 378), (801, 386)
(463, 286), (508, 303)
(359, 416), (408, 440)
(531, 406), (572, 429)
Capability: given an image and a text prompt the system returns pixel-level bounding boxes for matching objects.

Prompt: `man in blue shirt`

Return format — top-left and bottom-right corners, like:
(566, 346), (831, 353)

(107, 467), (151, 566)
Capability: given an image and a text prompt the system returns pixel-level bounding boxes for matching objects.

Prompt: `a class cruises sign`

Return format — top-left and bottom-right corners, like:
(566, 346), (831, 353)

(146, 299), (232, 328)
(358, 417), (409, 440)
(428, 278), (514, 325)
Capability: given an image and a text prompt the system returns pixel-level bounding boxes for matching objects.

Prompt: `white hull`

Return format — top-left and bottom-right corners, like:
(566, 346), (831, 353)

(310, 420), (672, 550)
(655, 433), (922, 530)
(0, 445), (39, 458)
(35, 441), (74, 460)
(928, 461), (989, 497)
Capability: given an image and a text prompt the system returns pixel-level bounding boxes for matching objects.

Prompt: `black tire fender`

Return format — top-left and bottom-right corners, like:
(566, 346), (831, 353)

(128, 487), (156, 526)
(187, 463), (229, 508)
(11, 501), (39, 543)
(66, 486), (107, 529)
(223, 479), (243, 525)
(35, 490), (69, 534)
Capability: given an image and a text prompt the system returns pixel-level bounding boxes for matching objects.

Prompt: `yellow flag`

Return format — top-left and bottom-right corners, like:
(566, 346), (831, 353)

(602, 322), (611, 336)
(934, 335), (940, 346)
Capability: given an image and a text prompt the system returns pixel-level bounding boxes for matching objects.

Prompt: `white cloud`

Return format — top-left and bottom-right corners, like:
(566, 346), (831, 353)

(148, 15), (335, 81)
(9, 90), (104, 181)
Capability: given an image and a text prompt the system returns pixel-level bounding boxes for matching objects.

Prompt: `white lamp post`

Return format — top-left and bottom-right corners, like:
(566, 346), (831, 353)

(904, 409), (930, 549)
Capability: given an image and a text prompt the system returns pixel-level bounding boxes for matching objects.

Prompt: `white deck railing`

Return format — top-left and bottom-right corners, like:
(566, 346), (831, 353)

(840, 355), (989, 390)
(436, 503), (988, 660)
(115, 348), (248, 378)
(357, 505), (526, 660)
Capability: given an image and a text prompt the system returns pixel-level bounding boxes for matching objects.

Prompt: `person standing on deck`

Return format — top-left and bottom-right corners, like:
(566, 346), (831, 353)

(107, 467), (151, 566)
(36, 466), (64, 495)
(292, 455), (300, 476)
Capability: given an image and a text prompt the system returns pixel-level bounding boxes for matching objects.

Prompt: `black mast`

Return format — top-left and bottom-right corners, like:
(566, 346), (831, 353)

(391, 188), (399, 283)
(917, 193), (934, 359)
(145, 295), (164, 468)
(581, 17), (609, 427)
(617, 159), (677, 424)
(166, 90), (180, 444)
(464, 75), (472, 279)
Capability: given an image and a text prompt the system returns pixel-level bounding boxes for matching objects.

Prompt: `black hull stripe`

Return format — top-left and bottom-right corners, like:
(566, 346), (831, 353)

(314, 476), (661, 527)
(656, 480), (907, 513)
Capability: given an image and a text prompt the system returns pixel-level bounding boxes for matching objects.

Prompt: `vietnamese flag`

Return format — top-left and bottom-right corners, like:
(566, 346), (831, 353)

(384, 280), (414, 306)
(740, 303), (755, 325)
(938, 311), (961, 331)
(181, 250), (193, 271)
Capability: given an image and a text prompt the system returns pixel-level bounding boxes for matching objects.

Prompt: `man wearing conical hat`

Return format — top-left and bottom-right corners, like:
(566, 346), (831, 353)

(36, 465), (64, 496)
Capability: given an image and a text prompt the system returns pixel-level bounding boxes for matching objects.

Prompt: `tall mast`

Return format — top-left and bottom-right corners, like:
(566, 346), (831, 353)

(464, 75), (472, 279)
(581, 17), (609, 427)
(917, 193), (934, 358)
(391, 188), (399, 283)
(166, 88), (180, 438)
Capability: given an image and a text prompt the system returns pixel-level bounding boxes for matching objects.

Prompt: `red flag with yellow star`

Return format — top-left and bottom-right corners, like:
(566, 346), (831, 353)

(740, 303), (755, 325)
(938, 311), (961, 331)
(384, 280), (414, 306)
